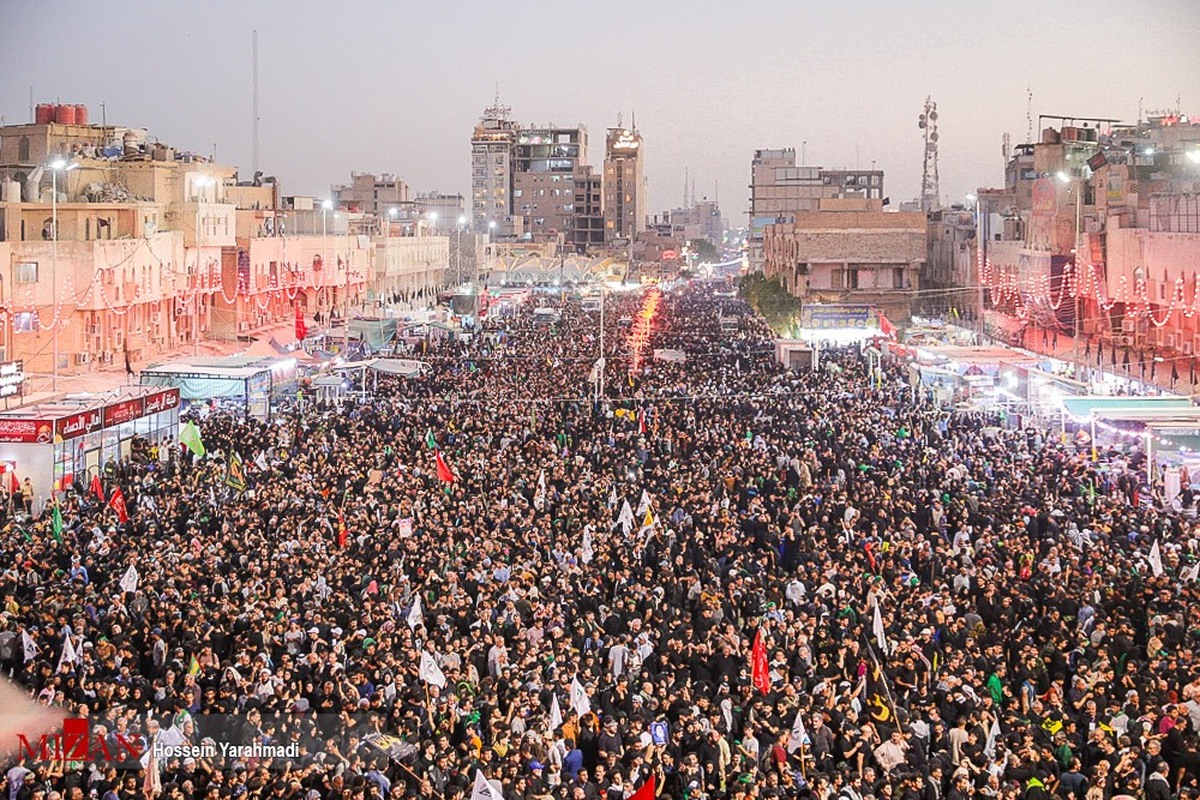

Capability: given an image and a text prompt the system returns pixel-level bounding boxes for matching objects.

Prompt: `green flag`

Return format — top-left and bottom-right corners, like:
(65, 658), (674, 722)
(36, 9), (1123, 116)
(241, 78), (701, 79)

(424, 429), (437, 450)
(51, 504), (63, 543)
(180, 421), (206, 457)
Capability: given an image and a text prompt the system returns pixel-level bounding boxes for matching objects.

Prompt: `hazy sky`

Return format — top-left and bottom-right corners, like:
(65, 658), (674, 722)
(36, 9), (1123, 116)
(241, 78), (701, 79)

(3, 0), (1197, 223)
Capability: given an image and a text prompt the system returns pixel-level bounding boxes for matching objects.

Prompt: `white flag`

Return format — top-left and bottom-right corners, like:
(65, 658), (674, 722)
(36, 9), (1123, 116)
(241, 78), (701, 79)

(549, 693), (563, 733)
(470, 770), (504, 800)
(419, 651), (446, 688)
(581, 527), (594, 565)
(21, 631), (38, 663)
(787, 707), (809, 753)
(616, 500), (635, 536)
(57, 634), (77, 672)
(1185, 562), (1200, 583)
(254, 451), (270, 472)
(984, 714), (1002, 758)
(534, 469), (546, 511)
(1148, 540), (1164, 577)
(407, 595), (424, 630)
(637, 489), (652, 516)
(119, 565), (139, 593)
(872, 602), (887, 653)
(569, 677), (591, 717)
(607, 487), (618, 509)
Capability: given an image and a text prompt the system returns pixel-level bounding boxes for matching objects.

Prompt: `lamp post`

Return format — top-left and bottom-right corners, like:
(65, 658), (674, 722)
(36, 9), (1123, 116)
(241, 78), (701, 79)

(1057, 171), (1085, 381)
(321, 199), (332, 335)
(456, 214), (466, 287)
(193, 174), (214, 356)
(49, 158), (78, 392)
(387, 207), (397, 309)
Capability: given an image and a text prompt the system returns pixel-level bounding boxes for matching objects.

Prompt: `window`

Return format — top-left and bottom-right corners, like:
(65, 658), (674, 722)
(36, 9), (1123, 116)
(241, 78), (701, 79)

(893, 267), (904, 289)
(15, 262), (38, 284)
(13, 312), (38, 333)
(18, 136), (30, 162)
(831, 269), (845, 290)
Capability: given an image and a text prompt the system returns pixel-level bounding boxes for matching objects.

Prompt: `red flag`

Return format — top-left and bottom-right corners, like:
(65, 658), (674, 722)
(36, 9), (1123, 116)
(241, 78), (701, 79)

(108, 487), (129, 524)
(629, 775), (655, 800)
(5, 469), (18, 495)
(90, 474), (105, 503)
(435, 450), (457, 483)
(751, 628), (770, 695)
(295, 303), (308, 341)
(337, 511), (347, 549)
(879, 313), (897, 339)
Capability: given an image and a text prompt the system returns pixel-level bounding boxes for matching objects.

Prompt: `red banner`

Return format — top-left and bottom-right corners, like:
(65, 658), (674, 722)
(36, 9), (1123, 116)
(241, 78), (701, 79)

(103, 398), (145, 428)
(143, 389), (180, 416)
(56, 408), (103, 441)
(0, 419), (53, 444)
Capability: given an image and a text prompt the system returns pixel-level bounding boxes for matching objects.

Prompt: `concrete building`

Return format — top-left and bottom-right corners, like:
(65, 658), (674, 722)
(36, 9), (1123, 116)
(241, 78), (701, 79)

(979, 114), (1200, 386)
(511, 124), (587, 244)
(414, 192), (466, 229)
(923, 207), (978, 320)
(470, 103), (519, 234)
(763, 198), (927, 323)
(603, 127), (646, 244)
(331, 172), (410, 216)
(0, 111), (448, 388)
(748, 147), (885, 271)
(662, 200), (724, 245)
(572, 166), (605, 251)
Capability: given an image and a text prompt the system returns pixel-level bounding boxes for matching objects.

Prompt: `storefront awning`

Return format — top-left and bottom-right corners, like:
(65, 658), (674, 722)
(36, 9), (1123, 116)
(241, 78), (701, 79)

(1061, 396), (1195, 420)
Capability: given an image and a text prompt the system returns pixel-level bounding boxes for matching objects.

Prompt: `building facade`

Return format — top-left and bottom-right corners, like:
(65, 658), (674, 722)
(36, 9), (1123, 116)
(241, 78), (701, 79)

(470, 104), (518, 234)
(748, 146), (885, 272)
(763, 198), (926, 323)
(603, 127), (645, 243)
(0, 112), (448, 389)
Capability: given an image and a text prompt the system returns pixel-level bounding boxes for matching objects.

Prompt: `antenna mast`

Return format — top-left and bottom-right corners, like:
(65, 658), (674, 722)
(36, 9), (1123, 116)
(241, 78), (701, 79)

(919, 95), (940, 213)
(252, 29), (260, 172)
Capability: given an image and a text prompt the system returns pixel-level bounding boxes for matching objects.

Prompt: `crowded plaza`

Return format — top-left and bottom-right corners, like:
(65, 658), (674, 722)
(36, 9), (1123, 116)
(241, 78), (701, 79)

(2, 283), (1200, 800)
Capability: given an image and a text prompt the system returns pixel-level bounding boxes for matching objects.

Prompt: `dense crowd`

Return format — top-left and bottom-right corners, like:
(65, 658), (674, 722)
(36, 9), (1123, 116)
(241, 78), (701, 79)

(2, 283), (1200, 800)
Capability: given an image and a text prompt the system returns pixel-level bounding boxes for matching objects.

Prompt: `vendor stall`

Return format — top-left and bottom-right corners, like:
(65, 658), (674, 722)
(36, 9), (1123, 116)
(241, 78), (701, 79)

(140, 356), (298, 421)
(0, 386), (180, 510)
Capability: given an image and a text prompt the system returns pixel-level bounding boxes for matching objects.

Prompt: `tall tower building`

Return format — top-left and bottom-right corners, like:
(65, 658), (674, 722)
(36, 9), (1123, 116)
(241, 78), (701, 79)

(470, 100), (518, 232)
(603, 125), (645, 243)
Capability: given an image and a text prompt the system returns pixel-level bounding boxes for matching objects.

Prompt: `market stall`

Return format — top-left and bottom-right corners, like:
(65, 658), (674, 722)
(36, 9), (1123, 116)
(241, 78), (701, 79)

(0, 386), (180, 509)
(140, 356), (298, 421)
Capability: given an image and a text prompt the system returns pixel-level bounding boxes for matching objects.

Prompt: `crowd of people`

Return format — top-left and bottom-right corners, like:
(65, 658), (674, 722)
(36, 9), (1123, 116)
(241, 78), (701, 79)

(2, 282), (1200, 800)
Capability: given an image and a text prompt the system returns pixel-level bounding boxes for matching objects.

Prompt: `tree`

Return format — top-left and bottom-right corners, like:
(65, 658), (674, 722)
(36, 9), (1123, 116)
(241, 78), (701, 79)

(738, 274), (803, 336)
(687, 239), (719, 263)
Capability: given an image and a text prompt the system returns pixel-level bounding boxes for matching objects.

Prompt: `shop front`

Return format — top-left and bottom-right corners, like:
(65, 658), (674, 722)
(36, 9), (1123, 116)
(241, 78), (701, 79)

(0, 386), (180, 512)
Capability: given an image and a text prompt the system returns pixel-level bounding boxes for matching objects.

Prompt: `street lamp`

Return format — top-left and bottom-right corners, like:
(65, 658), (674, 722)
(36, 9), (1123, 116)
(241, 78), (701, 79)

(1057, 171), (1085, 381)
(49, 158), (79, 392)
(454, 215), (467, 287)
(192, 174), (214, 356)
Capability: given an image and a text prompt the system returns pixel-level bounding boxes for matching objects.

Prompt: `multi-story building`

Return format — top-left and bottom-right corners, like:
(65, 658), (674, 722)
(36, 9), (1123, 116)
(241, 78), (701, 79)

(763, 197), (927, 323)
(662, 200), (725, 245)
(0, 109), (447, 387)
(748, 147), (884, 271)
(603, 126), (645, 244)
(572, 166), (605, 251)
(414, 192), (466, 229)
(331, 172), (410, 216)
(511, 124), (587, 244)
(470, 103), (519, 234)
(980, 114), (1200, 384)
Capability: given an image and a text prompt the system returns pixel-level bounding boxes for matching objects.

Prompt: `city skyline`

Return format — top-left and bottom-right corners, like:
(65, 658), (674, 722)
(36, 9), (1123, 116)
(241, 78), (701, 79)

(2, 0), (1196, 221)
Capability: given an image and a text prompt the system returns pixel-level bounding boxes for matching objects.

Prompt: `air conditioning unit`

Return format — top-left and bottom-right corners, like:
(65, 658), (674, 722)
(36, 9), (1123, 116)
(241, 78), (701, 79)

(150, 312), (162, 324)
(1117, 334), (1133, 347)
(75, 353), (91, 364)
(1164, 331), (1176, 349)
(238, 322), (250, 332)
(100, 351), (114, 364)
(1185, 342), (1195, 356)
(1121, 318), (1135, 332)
